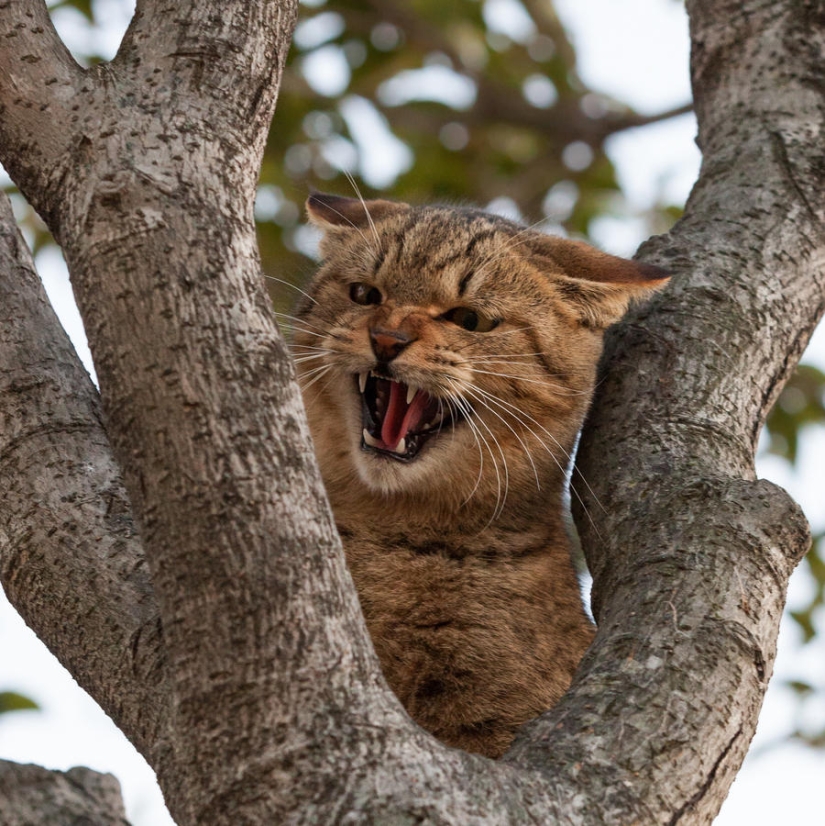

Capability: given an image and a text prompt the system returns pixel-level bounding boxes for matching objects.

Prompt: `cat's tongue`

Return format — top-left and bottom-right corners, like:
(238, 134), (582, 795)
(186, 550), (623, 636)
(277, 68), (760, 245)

(380, 381), (430, 450)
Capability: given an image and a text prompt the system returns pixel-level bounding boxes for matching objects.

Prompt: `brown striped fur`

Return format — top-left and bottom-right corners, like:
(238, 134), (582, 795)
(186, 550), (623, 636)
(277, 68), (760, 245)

(292, 194), (668, 758)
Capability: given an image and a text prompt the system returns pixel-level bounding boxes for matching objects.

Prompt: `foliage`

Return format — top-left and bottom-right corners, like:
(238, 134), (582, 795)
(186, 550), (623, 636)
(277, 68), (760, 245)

(260, 0), (691, 311)
(49, 0), (94, 19)
(0, 691), (39, 716)
(764, 368), (825, 749)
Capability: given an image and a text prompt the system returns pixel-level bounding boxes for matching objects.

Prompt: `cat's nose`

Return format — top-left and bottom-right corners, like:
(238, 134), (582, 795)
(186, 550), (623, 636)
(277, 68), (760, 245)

(369, 327), (413, 363)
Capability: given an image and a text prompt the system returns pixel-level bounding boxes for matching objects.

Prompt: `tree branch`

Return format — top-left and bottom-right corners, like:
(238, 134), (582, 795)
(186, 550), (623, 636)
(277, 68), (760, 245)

(595, 101), (694, 138)
(340, 1), (691, 153)
(114, 0), (299, 171)
(0, 0), (84, 229)
(0, 760), (131, 826)
(3, 2), (403, 822)
(0, 193), (169, 764)
(521, 0), (578, 68)
(548, 0), (825, 820)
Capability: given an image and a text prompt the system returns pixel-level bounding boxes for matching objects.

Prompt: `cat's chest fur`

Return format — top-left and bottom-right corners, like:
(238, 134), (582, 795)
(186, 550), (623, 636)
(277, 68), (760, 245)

(293, 193), (668, 759)
(337, 510), (594, 758)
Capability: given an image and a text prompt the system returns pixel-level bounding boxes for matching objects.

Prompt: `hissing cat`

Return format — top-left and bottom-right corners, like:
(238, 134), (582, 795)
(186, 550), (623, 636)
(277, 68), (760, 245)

(291, 193), (669, 759)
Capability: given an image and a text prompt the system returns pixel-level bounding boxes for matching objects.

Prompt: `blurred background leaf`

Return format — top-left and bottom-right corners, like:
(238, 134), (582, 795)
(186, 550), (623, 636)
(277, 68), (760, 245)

(259, 0), (691, 313)
(49, 0), (94, 20)
(0, 691), (39, 716)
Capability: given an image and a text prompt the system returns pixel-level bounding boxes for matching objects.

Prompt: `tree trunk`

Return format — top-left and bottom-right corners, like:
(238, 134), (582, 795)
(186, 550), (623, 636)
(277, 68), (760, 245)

(0, 0), (822, 824)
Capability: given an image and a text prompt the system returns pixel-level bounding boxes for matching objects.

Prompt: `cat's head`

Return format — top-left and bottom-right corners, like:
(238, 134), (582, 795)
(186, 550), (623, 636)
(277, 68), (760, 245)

(292, 193), (668, 509)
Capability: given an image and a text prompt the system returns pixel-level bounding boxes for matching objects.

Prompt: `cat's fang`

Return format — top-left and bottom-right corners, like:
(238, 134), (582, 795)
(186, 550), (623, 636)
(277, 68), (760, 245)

(363, 428), (382, 449)
(359, 372), (368, 394)
(358, 372), (465, 461)
(361, 428), (408, 457)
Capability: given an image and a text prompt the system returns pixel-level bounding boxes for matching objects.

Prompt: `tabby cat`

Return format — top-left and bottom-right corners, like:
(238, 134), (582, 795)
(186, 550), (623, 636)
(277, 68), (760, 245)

(291, 193), (668, 759)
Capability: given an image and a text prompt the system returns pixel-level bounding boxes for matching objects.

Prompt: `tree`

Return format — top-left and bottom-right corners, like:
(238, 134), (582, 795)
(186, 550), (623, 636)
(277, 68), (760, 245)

(0, 0), (822, 824)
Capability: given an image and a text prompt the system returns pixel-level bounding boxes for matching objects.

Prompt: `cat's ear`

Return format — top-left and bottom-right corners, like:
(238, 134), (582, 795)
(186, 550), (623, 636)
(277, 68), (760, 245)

(528, 235), (670, 328)
(306, 192), (407, 231)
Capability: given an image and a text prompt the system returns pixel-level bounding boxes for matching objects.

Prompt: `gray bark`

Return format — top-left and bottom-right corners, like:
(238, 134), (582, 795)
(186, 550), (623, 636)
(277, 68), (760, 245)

(0, 0), (821, 824)
(0, 193), (168, 765)
(0, 760), (131, 826)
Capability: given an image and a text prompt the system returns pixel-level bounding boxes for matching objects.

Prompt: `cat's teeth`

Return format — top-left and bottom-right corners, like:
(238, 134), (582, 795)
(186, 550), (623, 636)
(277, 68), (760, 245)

(363, 428), (407, 455)
(406, 385), (417, 405)
(363, 429), (382, 448)
(358, 372), (368, 394)
(422, 411), (445, 431)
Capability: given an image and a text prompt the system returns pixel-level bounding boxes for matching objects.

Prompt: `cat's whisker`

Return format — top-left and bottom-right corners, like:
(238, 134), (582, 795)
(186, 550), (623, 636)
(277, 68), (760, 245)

(446, 381), (509, 525)
(273, 310), (317, 324)
(298, 368), (334, 395)
(284, 328), (326, 341)
(470, 383), (572, 490)
(444, 393), (485, 507)
(298, 384), (337, 423)
(287, 340), (336, 352)
(274, 312), (332, 338)
(309, 198), (376, 253)
(471, 385), (577, 467)
(455, 399), (497, 516)
(468, 385), (604, 537)
(463, 386), (541, 491)
(343, 170), (384, 255)
(468, 367), (590, 396)
(263, 274), (318, 305)
(291, 353), (332, 365)
(301, 375), (332, 404)
(296, 362), (332, 380)
(288, 344), (334, 354)
(301, 370), (340, 409)
(278, 326), (325, 342)
(282, 320), (349, 345)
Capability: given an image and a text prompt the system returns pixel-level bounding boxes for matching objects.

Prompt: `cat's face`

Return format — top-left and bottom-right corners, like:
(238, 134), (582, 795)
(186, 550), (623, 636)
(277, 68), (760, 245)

(292, 194), (667, 509)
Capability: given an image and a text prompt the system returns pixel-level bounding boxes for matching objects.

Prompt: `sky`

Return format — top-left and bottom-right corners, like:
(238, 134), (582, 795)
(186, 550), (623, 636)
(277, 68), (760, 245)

(1, 1), (824, 824)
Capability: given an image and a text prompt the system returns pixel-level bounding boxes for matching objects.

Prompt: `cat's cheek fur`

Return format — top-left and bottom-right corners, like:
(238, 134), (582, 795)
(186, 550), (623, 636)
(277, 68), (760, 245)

(297, 375), (358, 487)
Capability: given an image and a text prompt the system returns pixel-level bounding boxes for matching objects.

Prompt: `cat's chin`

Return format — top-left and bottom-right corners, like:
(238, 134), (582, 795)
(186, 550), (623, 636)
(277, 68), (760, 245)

(351, 436), (457, 497)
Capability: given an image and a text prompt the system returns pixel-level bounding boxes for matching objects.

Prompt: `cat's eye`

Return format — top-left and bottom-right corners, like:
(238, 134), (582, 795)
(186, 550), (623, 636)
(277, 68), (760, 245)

(349, 282), (383, 306)
(442, 307), (499, 333)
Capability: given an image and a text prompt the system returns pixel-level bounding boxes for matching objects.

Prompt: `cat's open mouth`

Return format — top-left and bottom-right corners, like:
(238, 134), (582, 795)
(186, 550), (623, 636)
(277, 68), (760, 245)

(357, 373), (460, 462)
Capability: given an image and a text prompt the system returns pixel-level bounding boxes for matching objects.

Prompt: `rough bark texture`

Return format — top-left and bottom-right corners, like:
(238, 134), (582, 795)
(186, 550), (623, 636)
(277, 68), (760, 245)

(0, 194), (168, 764)
(561, 0), (825, 820)
(0, 760), (131, 826)
(0, 0), (822, 824)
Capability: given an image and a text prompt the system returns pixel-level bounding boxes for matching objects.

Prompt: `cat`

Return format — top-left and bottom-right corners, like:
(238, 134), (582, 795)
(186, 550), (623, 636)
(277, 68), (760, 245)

(290, 192), (669, 759)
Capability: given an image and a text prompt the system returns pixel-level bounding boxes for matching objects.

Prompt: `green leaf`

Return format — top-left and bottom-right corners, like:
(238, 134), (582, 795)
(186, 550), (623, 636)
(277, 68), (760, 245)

(0, 691), (40, 714)
(49, 0), (94, 21)
(787, 680), (815, 696)
(789, 608), (817, 643)
(765, 364), (825, 464)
